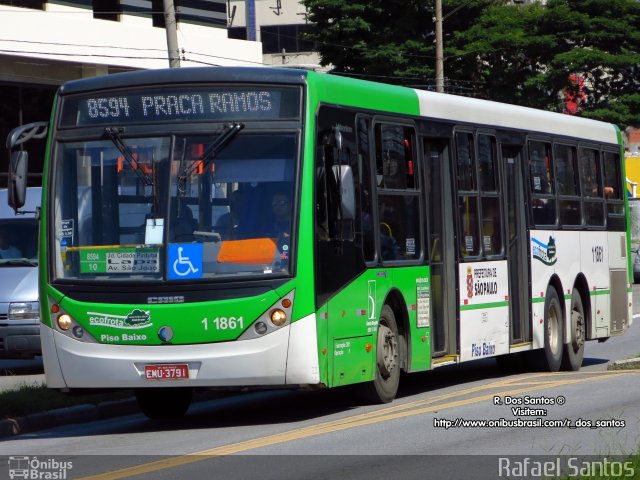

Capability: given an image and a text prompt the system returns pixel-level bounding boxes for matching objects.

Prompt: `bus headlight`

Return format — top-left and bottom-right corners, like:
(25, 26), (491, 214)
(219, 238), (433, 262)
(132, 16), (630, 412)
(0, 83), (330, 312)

(270, 309), (287, 326)
(47, 297), (97, 343)
(238, 290), (295, 340)
(57, 314), (72, 331)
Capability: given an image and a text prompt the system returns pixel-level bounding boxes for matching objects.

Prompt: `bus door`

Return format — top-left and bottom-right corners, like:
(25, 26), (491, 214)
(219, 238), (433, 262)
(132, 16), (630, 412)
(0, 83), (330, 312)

(501, 145), (530, 344)
(424, 138), (456, 357)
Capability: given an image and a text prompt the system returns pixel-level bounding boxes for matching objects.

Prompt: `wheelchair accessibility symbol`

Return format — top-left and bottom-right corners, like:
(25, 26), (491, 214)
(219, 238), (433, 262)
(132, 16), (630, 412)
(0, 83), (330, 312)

(168, 244), (203, 280)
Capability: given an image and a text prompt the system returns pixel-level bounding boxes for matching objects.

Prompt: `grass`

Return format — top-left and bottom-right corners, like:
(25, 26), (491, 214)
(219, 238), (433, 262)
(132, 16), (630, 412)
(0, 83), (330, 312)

(0, 382), (132, 419)
(607, 353), (640, 371)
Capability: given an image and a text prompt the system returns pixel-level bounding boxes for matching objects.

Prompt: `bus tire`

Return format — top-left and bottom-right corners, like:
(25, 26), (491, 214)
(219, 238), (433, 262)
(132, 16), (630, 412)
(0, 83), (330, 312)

(135, 387), (193, 420)
(536, 286), (564, 372)
(561, 289), (585, 371)
(357, 305), (400, 403)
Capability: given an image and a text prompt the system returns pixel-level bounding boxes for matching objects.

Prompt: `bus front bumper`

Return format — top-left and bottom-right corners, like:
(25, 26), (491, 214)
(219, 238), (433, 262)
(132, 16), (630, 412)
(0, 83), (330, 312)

(41, 313), (320, 389)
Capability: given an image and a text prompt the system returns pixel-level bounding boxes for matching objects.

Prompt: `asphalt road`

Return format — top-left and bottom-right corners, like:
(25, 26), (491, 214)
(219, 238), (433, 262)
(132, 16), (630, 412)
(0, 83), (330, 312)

(0, 287), (639, 480)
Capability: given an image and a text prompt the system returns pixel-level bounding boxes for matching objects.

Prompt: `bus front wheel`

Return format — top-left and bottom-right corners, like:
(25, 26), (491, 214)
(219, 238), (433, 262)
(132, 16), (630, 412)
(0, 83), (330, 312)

(357, 305), (400, 404)
(135, 387), (193, 420)
(561, 289), (585, 371)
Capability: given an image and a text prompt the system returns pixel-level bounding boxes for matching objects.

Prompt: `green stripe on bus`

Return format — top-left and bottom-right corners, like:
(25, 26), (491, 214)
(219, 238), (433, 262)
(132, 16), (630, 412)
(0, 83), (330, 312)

(531, 297), (545, 304)
(589, 290), (610, 296)
(460, 301), (509, 311)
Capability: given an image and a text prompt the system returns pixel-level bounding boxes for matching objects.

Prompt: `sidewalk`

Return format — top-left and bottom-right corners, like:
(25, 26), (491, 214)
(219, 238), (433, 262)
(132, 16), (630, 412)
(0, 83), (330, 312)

(0, 357), (138, 438)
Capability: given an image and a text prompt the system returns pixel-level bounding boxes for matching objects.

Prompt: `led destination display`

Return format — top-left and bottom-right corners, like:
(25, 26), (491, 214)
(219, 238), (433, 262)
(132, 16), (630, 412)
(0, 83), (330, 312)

(61, 86), (300, 126)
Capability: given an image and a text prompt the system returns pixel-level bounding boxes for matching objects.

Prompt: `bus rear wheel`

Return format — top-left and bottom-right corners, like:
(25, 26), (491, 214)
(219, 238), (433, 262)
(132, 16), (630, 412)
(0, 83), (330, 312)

(561, 289), (585, 371)
(533, 286), (564, 372)
(357, 305), (400, 404)
(135, 387), (193, 420)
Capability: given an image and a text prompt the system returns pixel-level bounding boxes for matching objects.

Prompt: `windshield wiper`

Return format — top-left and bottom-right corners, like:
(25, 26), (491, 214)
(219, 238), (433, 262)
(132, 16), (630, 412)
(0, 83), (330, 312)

(1, 259), (37, 267)
(178, 123), (244, 191)
(105, 127), (154, 186)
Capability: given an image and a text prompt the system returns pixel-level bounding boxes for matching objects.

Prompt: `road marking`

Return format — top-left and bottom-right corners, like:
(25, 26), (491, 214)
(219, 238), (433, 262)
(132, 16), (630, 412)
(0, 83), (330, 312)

(633, 313), (640, 319)
(80, 370), (639, 480)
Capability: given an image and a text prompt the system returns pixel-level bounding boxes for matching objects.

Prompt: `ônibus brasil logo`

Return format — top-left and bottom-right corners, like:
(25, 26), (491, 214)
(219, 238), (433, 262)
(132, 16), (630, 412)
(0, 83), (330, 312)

(532, 236), (557, 266)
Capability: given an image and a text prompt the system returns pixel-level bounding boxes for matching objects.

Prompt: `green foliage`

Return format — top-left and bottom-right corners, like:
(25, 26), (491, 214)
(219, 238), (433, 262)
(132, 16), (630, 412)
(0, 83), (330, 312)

(302, 0), (640, 127)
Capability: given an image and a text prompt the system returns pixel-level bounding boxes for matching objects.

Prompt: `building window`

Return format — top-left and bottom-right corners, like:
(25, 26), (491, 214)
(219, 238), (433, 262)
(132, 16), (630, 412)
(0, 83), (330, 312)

(152, 0), (166, 27)
(261, 24), (315, 54)
(93, 0), (121, 21)
(228, 26), (247, 40)
(0, 0), (45, 9)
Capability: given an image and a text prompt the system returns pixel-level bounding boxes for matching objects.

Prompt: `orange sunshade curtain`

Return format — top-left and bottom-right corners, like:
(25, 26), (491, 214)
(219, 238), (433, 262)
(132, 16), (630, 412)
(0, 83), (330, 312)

(217, 238), (277, 264)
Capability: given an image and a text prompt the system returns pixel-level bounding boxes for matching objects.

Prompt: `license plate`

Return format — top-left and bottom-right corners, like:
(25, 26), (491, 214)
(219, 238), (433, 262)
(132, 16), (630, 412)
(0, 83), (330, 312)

(144, 364), (189, 380)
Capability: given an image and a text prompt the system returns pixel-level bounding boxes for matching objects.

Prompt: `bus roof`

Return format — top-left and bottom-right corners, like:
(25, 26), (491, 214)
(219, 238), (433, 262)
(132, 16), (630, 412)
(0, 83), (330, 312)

(58, 66), (619, 145)
(58, 67), (309, 96)
(413, 89), (619, 145)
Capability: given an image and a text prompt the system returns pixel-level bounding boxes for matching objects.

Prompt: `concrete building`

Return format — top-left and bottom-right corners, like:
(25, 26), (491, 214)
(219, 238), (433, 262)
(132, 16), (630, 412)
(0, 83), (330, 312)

(0, 0), (263, 184)
(228, 0), (324, 70)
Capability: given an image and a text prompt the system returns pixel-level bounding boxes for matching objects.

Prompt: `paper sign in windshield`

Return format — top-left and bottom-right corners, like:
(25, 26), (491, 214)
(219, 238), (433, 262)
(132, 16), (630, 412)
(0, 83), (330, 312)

(80, 248), (160, 273)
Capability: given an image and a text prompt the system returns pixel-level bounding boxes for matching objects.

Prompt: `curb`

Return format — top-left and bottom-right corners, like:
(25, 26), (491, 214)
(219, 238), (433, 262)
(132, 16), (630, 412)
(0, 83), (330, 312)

(607, 357), (640, 370)
(0, 390), (225, 438)
(0, 397), (140, 438)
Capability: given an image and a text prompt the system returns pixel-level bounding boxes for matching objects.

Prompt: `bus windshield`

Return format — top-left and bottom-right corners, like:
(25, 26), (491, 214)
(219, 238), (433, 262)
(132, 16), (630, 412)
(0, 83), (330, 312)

(51, 131), (298, 281)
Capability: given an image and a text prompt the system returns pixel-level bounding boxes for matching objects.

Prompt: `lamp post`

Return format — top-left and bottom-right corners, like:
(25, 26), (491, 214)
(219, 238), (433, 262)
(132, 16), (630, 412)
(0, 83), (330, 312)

(163, 0), (181, 68)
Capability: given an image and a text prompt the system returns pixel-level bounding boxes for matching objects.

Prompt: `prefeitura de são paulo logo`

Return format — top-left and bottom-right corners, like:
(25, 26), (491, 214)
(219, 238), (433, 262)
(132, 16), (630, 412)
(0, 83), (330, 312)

(8, 456), (72, 479)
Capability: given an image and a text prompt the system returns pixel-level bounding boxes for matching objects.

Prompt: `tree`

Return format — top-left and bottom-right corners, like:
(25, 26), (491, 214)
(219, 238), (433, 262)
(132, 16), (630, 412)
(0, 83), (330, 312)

(303, 0), (640, 127)
(301, 0), (431, 86)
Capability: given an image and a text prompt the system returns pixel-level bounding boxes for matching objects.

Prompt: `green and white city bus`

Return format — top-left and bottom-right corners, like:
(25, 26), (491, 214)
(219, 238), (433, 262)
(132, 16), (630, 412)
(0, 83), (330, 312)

(6, 67), (632, 419)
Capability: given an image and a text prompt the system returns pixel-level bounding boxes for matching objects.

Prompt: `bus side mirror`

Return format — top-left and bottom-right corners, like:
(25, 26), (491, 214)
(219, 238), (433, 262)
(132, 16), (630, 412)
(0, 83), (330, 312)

(8, 150), (28, 210)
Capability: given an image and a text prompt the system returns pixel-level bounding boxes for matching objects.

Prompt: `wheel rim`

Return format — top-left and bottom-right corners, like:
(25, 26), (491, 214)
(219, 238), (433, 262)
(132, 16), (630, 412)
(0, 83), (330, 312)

(548, 303), (560, 356)
(572, 305), (585, 351)
(377, 324), (398, 379)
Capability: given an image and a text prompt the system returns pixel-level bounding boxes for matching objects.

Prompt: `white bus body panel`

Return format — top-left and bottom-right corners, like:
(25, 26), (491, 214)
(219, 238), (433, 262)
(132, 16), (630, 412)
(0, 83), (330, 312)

(530, 229), (628, 345)
(41, 313), (320, 389)
(414, 90), (618, 145)
(458, 260), (510, 362)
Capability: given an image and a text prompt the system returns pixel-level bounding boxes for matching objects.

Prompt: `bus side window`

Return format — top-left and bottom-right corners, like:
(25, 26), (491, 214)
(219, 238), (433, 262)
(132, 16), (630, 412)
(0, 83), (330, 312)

(478, 134), (502, 257)
(455, 131), (480, 258)
(375, 123), (421, 262)
(529, 141), (557, 226)
(555, 144), (581, 227)
(579, 147), (604, 227)
(603, 151), (625, 230)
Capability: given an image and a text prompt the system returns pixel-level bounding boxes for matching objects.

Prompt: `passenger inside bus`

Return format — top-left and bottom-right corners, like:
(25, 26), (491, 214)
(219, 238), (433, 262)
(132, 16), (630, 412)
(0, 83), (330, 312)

(215, 189), (246, 240)
(269, 192), (292, 241)
(170, 203), (197, 242)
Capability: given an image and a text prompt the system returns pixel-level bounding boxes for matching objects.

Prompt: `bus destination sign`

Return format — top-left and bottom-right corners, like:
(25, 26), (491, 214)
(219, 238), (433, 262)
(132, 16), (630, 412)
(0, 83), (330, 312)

(61, 86), (300, 126)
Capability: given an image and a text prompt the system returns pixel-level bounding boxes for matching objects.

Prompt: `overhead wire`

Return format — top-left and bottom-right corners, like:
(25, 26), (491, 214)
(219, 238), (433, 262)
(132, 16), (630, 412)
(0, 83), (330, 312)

(0, 8), (491, 95)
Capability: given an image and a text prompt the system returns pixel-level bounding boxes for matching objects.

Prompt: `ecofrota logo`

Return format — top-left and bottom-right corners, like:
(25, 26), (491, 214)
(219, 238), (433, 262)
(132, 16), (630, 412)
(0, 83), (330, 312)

(8, 456), (73, 480)
(532, 236), (557, 266)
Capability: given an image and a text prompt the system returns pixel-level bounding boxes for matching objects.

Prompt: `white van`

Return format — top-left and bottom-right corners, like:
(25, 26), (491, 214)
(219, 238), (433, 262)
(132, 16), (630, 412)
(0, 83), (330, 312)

(0, 187), (40, 358)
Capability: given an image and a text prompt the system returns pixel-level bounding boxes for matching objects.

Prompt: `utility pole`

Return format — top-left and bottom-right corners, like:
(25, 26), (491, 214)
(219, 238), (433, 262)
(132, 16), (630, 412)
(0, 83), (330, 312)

(435, 0), (444, 92)
(163, 0), (181, 67)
